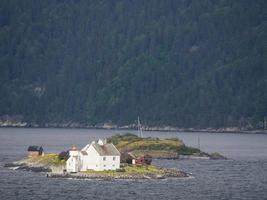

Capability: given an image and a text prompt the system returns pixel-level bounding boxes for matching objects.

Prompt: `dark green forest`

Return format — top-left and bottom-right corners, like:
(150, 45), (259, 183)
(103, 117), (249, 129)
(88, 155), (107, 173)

(0, 0), (266, 128)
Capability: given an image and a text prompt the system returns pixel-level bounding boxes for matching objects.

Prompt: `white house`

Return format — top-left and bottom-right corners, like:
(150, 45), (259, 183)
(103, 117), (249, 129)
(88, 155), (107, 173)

(66, 139), (121, 173)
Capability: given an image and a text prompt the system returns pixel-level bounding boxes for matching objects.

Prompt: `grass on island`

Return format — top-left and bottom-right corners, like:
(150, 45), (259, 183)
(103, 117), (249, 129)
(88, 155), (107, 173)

(27, 153), (66, 166)
(107, 133), (206, 157)
(108, 133), (183, 152)
(177, 145), (203, 156)
(124, 164), (162, 175)
(82, 165), (163, 176)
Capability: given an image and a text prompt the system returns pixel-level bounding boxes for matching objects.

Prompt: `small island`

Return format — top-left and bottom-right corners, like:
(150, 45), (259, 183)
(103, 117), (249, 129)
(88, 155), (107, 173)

(108, 133), (226, 160)
(5, 133), (225, 180)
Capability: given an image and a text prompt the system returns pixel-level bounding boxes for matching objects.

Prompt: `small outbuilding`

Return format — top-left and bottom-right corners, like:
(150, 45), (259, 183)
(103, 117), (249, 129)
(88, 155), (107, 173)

(135, 154), (152, 165)
(121, 152), (152, 165)
(27, 146), (44, 157)
(121, 152), (136, 164)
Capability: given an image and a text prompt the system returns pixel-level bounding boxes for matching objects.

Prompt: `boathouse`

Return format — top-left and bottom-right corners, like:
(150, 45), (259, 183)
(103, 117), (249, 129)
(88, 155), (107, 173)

(27, 146), (44, 157)
(135, 154), (152, 165)
(121, 152), (152, 165)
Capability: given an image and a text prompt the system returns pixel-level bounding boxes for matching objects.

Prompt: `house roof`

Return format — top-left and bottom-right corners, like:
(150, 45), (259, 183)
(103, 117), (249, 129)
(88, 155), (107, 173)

(92, 143), (120, 156)
(127, 152), (137, 159)
(27, 146), (43, 152)
(81, 144), (90, 151)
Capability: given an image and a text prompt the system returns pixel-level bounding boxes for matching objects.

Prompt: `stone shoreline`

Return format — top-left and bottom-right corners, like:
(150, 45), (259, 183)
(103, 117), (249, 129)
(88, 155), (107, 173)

(4, 162), (52, 172)
(47, 168), (188, 180)
(4, 158), (64, 173)
(4, 160), (188, 180)
(0, 119), (266, 134)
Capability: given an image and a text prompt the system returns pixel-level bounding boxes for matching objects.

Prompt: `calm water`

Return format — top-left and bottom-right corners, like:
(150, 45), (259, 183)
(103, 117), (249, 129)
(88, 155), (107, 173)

(0, 128), (267, 200)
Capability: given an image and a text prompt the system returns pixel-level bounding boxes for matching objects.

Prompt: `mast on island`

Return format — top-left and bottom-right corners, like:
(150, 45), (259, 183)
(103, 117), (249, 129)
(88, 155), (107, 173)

(137, 116), (143, 138)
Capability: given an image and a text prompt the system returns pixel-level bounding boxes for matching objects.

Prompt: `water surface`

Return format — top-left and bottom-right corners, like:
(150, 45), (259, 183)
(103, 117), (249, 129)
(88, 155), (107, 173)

(0, 128), (267, 200)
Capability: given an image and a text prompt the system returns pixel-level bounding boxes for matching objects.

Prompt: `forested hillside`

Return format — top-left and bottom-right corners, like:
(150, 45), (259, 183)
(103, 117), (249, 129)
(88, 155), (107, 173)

(0, 0), (266, 128)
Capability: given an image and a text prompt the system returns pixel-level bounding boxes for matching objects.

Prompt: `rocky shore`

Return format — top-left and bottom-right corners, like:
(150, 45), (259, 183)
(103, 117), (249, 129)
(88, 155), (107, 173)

(4, 154), (65, 173)
(47, 168), (188, 180)
(0, 117), (265, 134)
(4, 159), (188, 180)
(4, 162), (51, 172)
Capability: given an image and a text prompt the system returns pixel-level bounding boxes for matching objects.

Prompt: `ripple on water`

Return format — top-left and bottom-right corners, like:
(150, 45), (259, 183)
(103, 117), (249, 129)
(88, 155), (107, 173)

(1, 128), (267, 200)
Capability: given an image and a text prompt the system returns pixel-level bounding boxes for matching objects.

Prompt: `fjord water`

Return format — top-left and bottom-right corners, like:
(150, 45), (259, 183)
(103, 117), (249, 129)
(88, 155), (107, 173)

(0, 128), (267, 200)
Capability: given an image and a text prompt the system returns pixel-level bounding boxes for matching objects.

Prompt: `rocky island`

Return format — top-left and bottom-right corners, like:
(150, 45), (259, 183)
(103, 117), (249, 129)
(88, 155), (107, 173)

(5, 133), (225, 180)
(108, 133), (226, 160)
(5, 153), (188, 179)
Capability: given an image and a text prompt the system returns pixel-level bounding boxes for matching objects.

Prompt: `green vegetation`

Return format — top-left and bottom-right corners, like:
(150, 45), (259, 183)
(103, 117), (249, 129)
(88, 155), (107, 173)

(108, 133), (225, 159)
(1, 1), (266, 128)
(209, 152), (227, 160)
(123, 165), (162, 175)
(177, 145), (202, 156)
(27, 154), (66, 166)
(108, 133), (208, 158)
(82, 164), (162, 176)
(108, 133), (184, 157)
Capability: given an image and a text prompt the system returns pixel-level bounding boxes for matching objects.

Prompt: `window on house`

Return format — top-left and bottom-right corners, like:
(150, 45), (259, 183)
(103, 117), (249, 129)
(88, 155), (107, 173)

(103, 157), (106, 161)
(104, 165), (106, 167)
(113, 157), (116, 161)
(112, 164), (115, 167)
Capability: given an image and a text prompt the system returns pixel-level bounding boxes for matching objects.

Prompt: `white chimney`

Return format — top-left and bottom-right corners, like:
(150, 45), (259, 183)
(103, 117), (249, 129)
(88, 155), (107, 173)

(98, 139), (104, 146)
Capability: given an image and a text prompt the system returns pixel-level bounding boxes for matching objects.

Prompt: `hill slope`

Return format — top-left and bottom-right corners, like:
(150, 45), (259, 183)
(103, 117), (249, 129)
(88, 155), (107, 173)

(107, 133), (225, 159)
(0, 0), (266, 128)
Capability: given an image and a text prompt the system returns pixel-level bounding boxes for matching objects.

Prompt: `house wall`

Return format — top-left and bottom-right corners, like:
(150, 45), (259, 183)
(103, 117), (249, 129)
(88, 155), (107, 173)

(98, 155), (120, 171)
(27, 151), (40, 157)
(80, 145), (101, 171)
(80, 145), (120, 171)
(66, 156), (79, 173)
